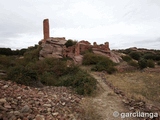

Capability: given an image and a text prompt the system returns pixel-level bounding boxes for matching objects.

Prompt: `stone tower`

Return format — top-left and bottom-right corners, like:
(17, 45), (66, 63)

(43, 19), (50, 41)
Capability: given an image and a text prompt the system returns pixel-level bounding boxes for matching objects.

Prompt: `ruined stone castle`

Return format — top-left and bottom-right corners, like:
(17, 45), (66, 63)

(39, 19), (121, 64)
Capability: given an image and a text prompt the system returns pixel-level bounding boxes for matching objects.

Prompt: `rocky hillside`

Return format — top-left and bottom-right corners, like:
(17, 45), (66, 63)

(0, 79), (84, 120)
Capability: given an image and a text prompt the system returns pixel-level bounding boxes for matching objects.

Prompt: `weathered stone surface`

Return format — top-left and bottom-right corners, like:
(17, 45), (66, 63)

(35, 115), (45, 120)
(0, 98), (6, 104)
(0, 79), (83, 119)
(43, 19), (49, 41)
(74, 55), (83, 65)
(20, 105), (31, 113)
(39, 19), (123, 64)
(39, 37), (67, 59)
(109, 51), (122, 63)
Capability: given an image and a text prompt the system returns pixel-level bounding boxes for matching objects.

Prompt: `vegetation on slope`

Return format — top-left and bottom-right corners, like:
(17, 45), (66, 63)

(82, 53), (117, 74)
(119, 48), (160, 69)
(0, 45), (97, 95)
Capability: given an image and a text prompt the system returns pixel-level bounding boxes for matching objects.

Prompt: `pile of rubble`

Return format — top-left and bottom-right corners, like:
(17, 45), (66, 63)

(0, 79), (84, 120)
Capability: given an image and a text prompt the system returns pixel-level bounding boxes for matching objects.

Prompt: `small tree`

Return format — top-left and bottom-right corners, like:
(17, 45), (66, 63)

(121, 55), (132, 62)
(147, 60), (155, 68)
(65, 39), (77, 47)
(129, 51), (141, 60)
(138, 59), (147, 69)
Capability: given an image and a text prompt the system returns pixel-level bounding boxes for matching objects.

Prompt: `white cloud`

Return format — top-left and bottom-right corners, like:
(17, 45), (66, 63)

(0, 0), (160, 49)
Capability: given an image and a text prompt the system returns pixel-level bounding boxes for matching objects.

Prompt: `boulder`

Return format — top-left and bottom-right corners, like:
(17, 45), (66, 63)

(39, 37), (67, 59)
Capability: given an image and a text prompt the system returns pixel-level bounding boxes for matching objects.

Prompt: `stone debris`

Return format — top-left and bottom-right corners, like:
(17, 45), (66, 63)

(0, 79), (84, 120)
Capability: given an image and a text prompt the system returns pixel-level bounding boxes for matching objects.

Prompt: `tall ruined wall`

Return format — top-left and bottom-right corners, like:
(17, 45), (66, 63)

(43, 19), (50, 41)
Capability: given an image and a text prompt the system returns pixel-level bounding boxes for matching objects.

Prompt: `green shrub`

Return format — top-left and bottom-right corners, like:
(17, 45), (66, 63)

(23, 45), (41, 62)
(7, 65), (38, 86)
(81, 48), (93, 55)
(65, 39), (77, 47)
(121, 55), (132, 62)
(122, 48), (132, 54)
(83, 53), (116, 74)
(0, 48), (12, 55)
(40, 72), (57, 86)
(0, 47), (28, 56)
(155, 55), (160, 61)
(143, 53), (155, 60)
(92, 59), (116, 73)
(147, 60), (155, 68)
(129, 51), (141, 60)
(82, 53), (100, 65)
(128, 60), (139, 67)
(42, 58), (68, 77)
(138, 59), (147, 69)
(36, 60), (97, 95)
(106, 67), (117, 74)
(0, 55), (16, 68)
(8, 56), (97, 95)
(59, 70), (97, 95)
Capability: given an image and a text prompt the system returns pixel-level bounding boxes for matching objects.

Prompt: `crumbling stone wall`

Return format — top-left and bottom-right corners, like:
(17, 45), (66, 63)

(39, 19), (122, 63)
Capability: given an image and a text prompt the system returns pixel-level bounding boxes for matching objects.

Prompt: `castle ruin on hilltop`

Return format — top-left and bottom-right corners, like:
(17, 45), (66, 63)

(39, 19), (121, 64)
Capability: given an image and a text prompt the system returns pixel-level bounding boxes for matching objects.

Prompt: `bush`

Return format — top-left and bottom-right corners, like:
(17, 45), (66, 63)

(82, 53), (100, 65)
(129, 51), (141, 60)
(155, 55), (160, 61)
(7, 65), (38, 86)
(106, 67), (117, 74)
(147, 60), (155, 68)
(65, 39), (77, 47)
(0, 48), (12, 55)
(157, 61), (160, 66)
(128, 60), (139, 67)
(0, 55), (16, 69)
(23, 45), (41, 62)
(40, 72), (57, 86)
(143, 53), (155, 60)
(92, 60), (116, 74)
(4, 45), (97, 96)
(42, 58), (68, 77)
(59, 70), (97, 95)
(122, 48), (132, 54)
(121, 55), (132, 62)
(39, 59), (97, 95)
(83, 53), (116, 74)
(138, 59), (147, 69)
(81, 48), (93, 55)
(0, 47), (28, 56)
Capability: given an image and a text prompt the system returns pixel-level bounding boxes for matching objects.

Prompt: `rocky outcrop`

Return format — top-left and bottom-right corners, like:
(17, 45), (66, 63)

(92, 42), (122, 63)
(39, 19), (122, 64)
(39, 37), (67, 59)
(39, 38), (122, 63)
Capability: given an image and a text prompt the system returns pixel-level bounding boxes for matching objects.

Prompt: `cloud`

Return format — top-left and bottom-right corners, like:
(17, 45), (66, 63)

(0, 0), (160, 49)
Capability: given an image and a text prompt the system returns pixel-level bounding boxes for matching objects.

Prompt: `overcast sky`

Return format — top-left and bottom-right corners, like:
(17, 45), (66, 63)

(0, 0), (160, 50)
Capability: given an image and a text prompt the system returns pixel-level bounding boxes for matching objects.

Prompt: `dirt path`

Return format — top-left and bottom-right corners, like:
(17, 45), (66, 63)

(82, 72), (137, 120)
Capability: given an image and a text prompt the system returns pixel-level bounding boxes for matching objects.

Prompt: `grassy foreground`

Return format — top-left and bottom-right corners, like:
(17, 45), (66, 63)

(106, 71), (160, 105)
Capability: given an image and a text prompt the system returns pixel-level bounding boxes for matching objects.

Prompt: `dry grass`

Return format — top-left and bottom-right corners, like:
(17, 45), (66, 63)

(106, 71), (160, 105)
(80, 97), (103, 120)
